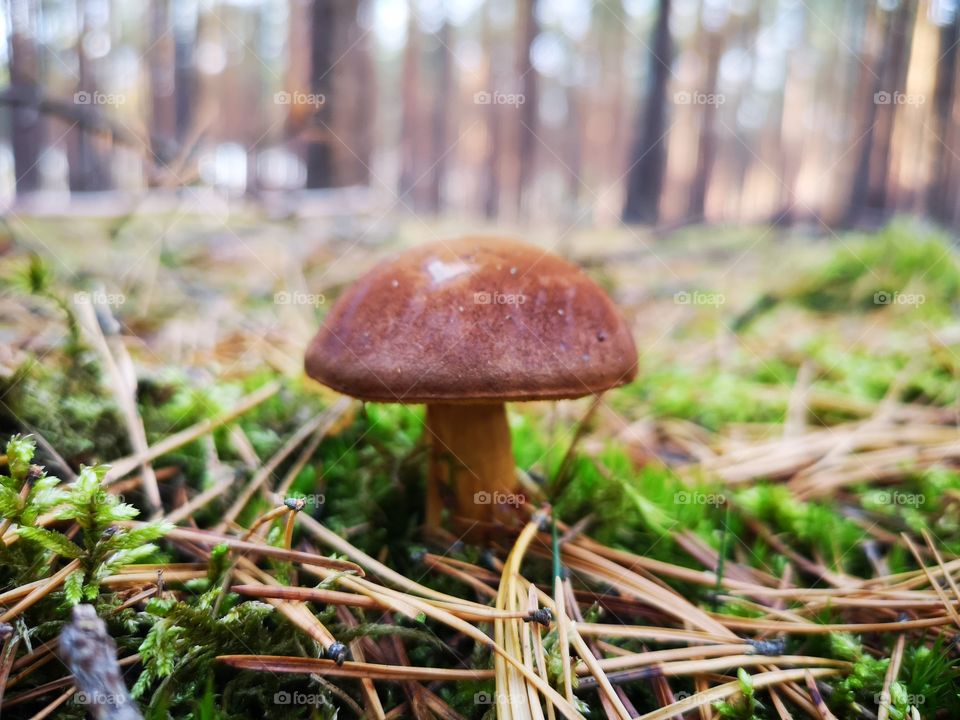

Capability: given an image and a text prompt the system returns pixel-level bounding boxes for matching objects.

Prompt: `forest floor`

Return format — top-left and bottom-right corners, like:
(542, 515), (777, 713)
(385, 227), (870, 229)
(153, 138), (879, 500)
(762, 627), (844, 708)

(0, 210), (959, 719)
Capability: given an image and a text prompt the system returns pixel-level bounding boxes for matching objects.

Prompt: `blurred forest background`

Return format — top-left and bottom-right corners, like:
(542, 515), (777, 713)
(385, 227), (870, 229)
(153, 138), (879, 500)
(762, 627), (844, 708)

(0, 0), (959, 230)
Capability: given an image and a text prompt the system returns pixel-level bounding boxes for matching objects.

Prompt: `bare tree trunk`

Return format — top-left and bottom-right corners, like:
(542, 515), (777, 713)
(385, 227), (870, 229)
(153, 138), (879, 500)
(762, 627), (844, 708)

(305, 0), (338, 189)
(69, 0), (112, 192)
(622, 0), (671, 224)
(481, 4), (501, 219)
(174, 4), (197, 141)
(398, 8), (421, 205)
(515, 0), (538, 217)
(927, 13), (959, 223)
(8, 0), (42, 195)
(426, 21), (453, 213)
(770, 41), (808, 226)
(565, 82), (583, 208)
(844, 4), (891, 227)
(329, 0), (372, 186)
(686, 23), (722, 222)
(594, 0), (627, 190)
(349, 13), (375, 186)
(865, 0), (916, 215)
(149, 0), (177, 165)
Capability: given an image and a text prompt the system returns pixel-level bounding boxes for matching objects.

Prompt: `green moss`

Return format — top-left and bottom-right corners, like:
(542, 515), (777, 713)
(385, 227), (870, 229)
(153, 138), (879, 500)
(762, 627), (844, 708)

(738, 219), (960, 326)
(623, 362), (788, 430)
(735, 485), (871, 576)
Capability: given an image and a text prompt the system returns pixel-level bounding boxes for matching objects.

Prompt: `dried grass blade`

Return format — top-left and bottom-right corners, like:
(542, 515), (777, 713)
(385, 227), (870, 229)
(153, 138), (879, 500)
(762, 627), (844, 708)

(149, 524), (364, 574)
(104, 381), (281, 483)
(636, 668), (840, 720)
(216, 655), (493, 681)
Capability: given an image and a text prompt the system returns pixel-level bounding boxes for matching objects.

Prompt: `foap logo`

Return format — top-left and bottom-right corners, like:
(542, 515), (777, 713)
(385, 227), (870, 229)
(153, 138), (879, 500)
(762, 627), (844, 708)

(74, 91), (126, 106)
(674, 290), (725, 307)
(474, 291), (526, 306)
(94, 490), (126, 505)
(285, 494), (325, 510)
(674, 91), (725, 106)
(274, 91), (325, 108)
(875, 690), (925, 707)
(275, 291), (325, 307)
(874, 91), (924, 106)
(74, 290), (126, 307)
(474, 691), (527, 707)
(474, 91), (525, 107)
(474, 490), (526, 507)
(674, 491), (726, 507)
(874, 491), (925, 508)
(75, 691), (123, 706)
(873, 290), (925, 307)
(273, 690), (325, 706)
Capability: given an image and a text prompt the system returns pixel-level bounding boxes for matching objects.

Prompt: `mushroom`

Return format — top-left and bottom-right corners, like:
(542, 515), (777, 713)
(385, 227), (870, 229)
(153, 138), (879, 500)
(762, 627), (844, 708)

(305, 237), (637, 533)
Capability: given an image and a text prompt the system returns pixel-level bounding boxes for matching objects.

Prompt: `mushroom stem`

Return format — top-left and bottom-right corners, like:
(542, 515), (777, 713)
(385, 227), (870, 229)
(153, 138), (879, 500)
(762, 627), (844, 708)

(425, 403), (519, 532)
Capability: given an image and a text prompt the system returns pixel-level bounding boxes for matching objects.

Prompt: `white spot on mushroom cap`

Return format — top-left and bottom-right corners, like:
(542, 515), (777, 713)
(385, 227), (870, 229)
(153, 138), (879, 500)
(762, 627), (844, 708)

(426, 259), (470, 285)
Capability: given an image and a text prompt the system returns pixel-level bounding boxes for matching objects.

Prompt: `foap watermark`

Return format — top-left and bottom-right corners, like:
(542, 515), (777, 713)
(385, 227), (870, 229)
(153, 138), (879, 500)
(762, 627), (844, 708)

(474, 691), (528, 706)
(672, 692), (699, 709)
(874, 690), (925, 707)
(874, 91), (924, 106)
(874, 290), (925, 307)
(94, 490), (126, 505)
(674, 91), (725, 106)
(275, 291), (325, 307)
(274, 91), (325, 108)
(474, 490), (525, 507)
(474, 290), (526, 306)
(284, 494), (325, 511)
(474, 91), (525, 107)
(874, 491), (925, 508)
(74, 290), (126, 307)
(274, 691), (327, 706)
(74, 91), (126, 106)
(75, 691), (125, 707)
(674, 491), (726, 507)
(675, 290), (725, 307)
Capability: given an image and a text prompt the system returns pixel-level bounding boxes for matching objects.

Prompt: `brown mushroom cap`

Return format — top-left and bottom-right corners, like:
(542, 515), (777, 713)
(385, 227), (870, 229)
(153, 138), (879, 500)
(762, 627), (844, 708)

(305, 236), (638, 403)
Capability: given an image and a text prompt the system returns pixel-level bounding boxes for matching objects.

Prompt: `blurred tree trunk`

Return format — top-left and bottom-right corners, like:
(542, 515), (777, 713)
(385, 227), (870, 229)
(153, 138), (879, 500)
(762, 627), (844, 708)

(622, 0), (671, 224)
(305, 0), (338, 188)
(8, 0), (42, 195)
(594, 0), (627, 189)
(515, 0), (538, 217)
(565, 81), (583, 208)
(686, 19), (723, 222)
(174, 4), (196, 141)
(149, 0), (177, 165)
(426, 21), (453, 213)
(729, 5), (761, 223)
(771, 40), (808, 226)
(865, 0), (916, 215)
(926, 12), (960, 223)
(331, 0), (373, 186)
(842, 6), (879, 226)
(482, 4), (501, 219)
(844, 2), (914, 227)
(69, 0), (112, 192)
(818, 3), (865, 225)
(398, 8), (421, 205)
